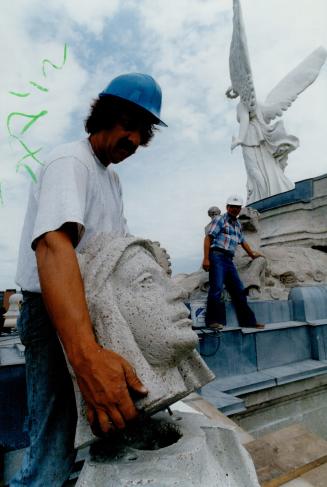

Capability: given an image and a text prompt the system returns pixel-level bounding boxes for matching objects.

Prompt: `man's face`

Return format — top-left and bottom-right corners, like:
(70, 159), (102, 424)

(92, 114), (144, 166)
(227, 204), (242, 218)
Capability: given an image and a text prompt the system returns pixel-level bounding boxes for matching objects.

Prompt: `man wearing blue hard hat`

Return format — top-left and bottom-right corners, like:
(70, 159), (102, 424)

(13, 73), (166, 486)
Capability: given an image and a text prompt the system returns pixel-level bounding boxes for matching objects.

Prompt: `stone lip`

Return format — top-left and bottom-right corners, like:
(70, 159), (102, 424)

(76, 411), (260, 487)
(89, 414), (183, 457)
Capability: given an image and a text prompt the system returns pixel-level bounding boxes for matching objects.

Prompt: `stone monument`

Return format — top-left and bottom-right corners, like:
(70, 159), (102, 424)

(227, 0), (327, 204)
(68, 234), (260, 486)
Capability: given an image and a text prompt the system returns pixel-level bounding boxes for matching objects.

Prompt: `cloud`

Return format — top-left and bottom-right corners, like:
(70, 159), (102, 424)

(0, 0), (326, 288)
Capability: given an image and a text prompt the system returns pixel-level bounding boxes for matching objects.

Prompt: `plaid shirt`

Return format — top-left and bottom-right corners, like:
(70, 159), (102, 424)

(207, 212), (244, 255)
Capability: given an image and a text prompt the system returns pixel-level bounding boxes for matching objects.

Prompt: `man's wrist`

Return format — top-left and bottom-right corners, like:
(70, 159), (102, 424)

(65, 335), (100, 369)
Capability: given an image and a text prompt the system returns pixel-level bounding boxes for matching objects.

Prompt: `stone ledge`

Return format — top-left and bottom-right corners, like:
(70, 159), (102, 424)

(199, 384), (246, 415)
(207, 372), (276, 395)
(308, 319), (327, 326)
(262, 360), (327, 385)
(200, 361), (327, 415)
(241, 321), (308, 334)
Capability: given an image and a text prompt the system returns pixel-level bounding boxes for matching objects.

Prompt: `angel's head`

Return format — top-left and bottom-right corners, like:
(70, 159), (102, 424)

(225, 86), (239, 99)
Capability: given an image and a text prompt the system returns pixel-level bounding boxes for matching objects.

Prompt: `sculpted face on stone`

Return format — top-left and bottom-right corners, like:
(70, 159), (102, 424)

(113, 247), (198, 366)
(73, 234), (214, 447)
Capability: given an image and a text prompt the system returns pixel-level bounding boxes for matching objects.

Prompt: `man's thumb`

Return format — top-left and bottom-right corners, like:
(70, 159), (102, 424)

(125, 365), (148, 396)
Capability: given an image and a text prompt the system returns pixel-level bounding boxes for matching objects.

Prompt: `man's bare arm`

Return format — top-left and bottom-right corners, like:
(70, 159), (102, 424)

(35, 225), (147, 433)
(241, 241), (264, 259)
(202, 234), (212, 271)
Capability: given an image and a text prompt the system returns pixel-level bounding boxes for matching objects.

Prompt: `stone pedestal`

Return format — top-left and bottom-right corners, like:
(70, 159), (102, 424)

(249, 173), (327, 250)
(76, 412), (259, 487)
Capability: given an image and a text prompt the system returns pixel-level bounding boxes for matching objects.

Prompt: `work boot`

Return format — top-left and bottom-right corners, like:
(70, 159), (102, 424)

(208, 323), (224, 330)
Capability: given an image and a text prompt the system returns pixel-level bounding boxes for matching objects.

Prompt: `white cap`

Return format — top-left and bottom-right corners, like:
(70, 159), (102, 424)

(226, 194), (243, 206)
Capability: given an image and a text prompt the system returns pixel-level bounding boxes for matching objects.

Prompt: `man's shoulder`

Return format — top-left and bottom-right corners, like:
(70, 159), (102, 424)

(208, 214), (224, 233)
(216, 213), (228, 225)
(43, 139), (91, 168)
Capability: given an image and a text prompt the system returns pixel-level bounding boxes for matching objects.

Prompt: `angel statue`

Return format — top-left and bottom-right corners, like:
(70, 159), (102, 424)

(227, 0), (327, 204)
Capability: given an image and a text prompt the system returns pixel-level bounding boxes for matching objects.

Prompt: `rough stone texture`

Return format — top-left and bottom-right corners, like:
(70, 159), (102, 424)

(235, 206), (327, 299)
(228, 0), (326, 204)
(72, 234), (214, 448)
(149, 241), (172, 276)
(3, 293), (23, 329)
(76, 412), (260, 487)
(250, 173), (327, 250)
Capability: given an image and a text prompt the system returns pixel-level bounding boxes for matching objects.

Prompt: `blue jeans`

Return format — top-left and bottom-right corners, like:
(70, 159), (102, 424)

(10, 292), (77, 487)
(205, 251), (257, 327)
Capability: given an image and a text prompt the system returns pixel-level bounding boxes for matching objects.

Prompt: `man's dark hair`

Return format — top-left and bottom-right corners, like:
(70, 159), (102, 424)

(84, 95), (156, 146)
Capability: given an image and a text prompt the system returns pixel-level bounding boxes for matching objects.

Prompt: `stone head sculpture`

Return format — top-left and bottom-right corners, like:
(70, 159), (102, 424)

(74, 234), (214, 447)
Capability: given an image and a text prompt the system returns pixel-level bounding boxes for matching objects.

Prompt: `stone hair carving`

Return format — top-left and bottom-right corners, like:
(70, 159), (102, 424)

(72, 234), (214, 447)
(228, 0), (327, 204)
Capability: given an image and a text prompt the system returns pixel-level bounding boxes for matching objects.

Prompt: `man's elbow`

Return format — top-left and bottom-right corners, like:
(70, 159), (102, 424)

(35, 230), (73, 262)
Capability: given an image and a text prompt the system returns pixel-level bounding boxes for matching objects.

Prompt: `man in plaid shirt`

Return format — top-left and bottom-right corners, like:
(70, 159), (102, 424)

(202, 195), (265, 330)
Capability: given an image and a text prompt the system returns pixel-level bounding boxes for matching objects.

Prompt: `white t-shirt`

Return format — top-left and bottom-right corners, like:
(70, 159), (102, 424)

(16, 139), (129, 292)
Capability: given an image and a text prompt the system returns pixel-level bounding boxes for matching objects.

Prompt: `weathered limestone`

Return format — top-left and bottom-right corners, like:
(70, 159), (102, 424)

(3, 293), (23, 330)
(72, 234), (214, 448)
(76, 411), (260, 487)
(235, 207), (327, 299)
(250, 173), (327, 250)
(228, 0), (327, 204)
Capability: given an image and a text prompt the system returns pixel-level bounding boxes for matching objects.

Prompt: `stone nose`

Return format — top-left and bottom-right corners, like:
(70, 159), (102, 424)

(167, 281), (188, 303)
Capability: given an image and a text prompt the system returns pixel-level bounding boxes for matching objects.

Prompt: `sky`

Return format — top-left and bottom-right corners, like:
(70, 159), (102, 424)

(0, 0), (326, 289)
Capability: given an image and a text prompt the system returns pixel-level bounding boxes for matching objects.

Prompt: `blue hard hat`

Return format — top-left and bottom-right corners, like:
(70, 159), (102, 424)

(99, 73), (167, 127)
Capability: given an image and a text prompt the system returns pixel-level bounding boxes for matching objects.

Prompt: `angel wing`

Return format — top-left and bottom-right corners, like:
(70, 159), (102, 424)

(262, 46), (327, 123)
(229, 0), (257, 112)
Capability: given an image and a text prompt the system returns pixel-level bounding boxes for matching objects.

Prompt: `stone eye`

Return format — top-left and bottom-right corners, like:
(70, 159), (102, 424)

(138, 273), (154, 287)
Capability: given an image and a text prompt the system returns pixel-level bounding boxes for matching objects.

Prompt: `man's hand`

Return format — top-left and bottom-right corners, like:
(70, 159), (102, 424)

(202, 258), (210, 272)
(251, 250), (265, 259)
(241, 241), (264, 260)
(73, 347), (148, 434)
